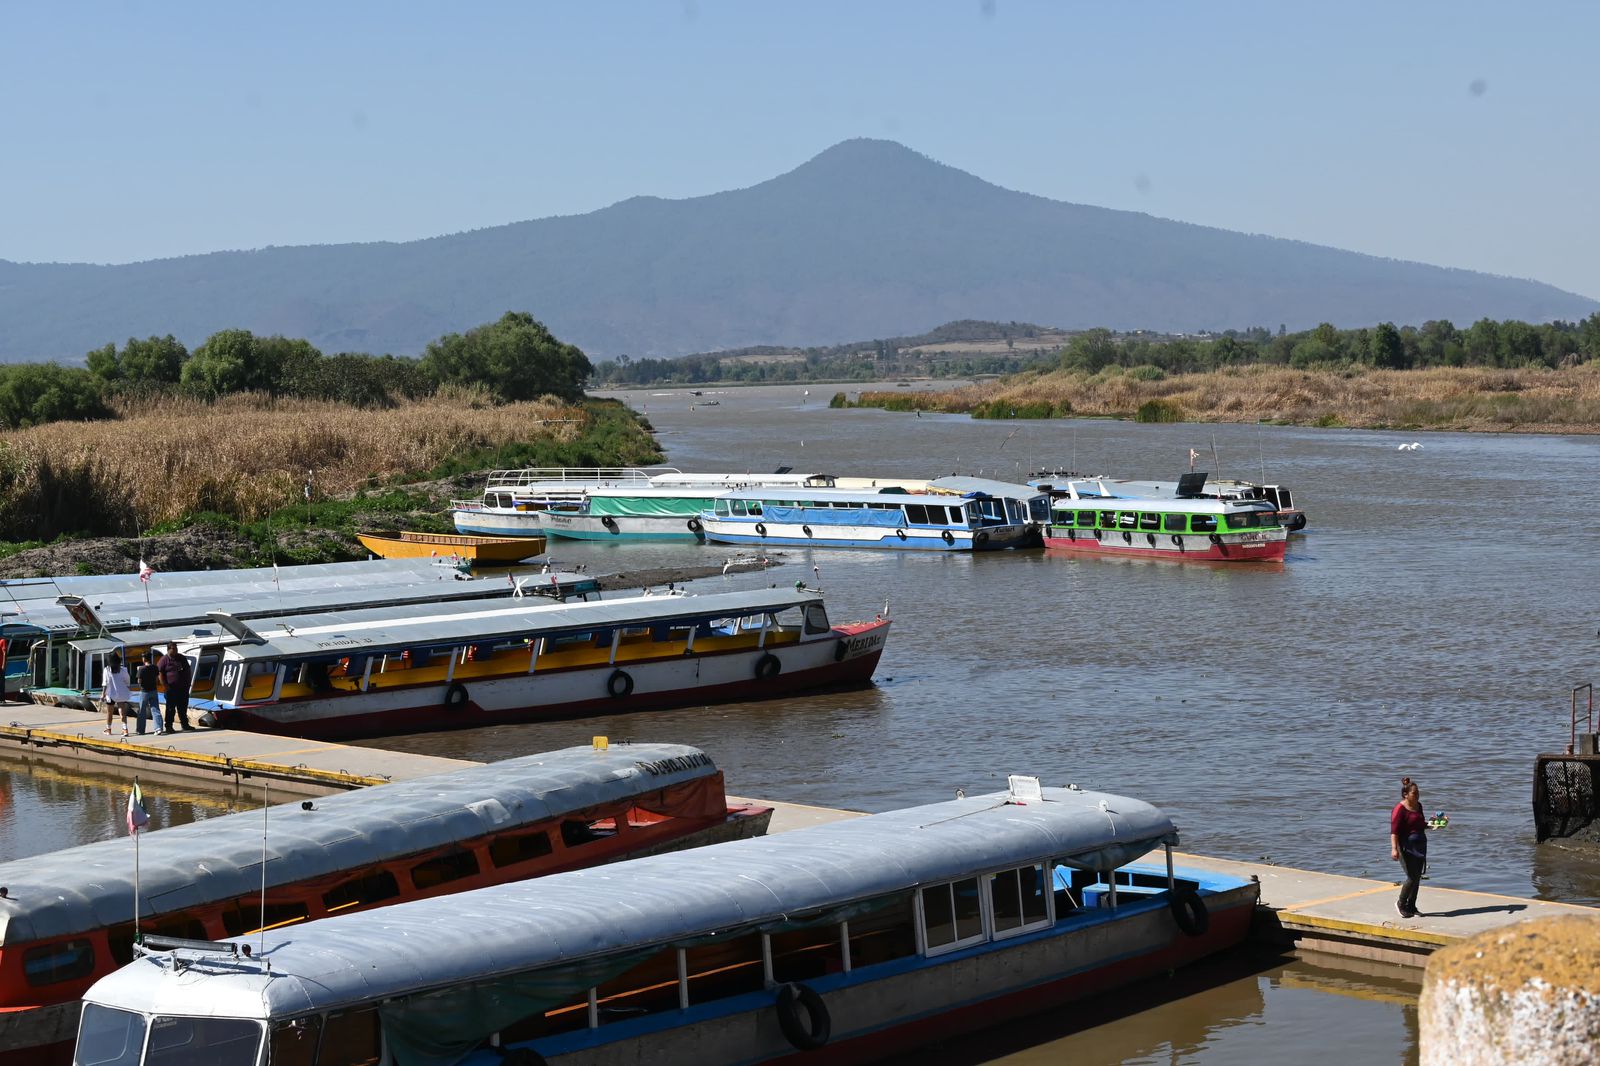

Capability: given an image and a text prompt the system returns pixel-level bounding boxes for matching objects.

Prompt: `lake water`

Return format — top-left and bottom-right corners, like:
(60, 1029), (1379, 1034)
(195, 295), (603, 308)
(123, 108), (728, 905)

(8, 381), (1599, 1063)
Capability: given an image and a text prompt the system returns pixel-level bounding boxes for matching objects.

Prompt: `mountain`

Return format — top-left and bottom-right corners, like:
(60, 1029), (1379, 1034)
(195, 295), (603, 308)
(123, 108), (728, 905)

(1, 139), (1594, 361)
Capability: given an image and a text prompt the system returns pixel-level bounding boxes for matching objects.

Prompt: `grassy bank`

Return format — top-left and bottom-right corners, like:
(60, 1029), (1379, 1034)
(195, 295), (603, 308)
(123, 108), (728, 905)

(0, 393), (662, 570)
(837, 364), (1600, 432)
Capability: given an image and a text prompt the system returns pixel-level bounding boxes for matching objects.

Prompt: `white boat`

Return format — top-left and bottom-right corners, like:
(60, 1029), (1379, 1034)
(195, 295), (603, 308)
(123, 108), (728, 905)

(700, 484), (1041, 551)
(451, 468), (669, 536)
(70, 780), (1257, 1065)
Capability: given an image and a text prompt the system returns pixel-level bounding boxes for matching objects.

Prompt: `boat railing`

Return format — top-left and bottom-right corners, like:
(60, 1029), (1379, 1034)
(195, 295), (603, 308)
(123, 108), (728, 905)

(483, 467), (679, 489)
(1573, 683), (1594, 753)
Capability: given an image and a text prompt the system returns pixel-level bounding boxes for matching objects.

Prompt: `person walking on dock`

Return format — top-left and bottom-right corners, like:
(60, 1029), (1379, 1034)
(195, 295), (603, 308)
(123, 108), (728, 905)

(135, 653), (162, 735)
(102, 651), (133, 736)
(1390, 777), (1428, 918)
(157, 642), (193, 732)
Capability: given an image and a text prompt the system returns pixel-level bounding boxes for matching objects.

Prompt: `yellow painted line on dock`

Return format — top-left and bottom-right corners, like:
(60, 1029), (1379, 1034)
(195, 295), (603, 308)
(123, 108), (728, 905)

(1280, 884), (1397, 912)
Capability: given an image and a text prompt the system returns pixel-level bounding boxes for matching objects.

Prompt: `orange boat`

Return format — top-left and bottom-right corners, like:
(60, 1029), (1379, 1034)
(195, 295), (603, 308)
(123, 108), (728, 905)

(356, 529), (545, 564)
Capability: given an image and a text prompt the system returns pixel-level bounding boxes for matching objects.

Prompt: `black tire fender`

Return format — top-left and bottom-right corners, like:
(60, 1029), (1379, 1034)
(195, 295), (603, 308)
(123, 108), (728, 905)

(601, 515), (619, 531)
(775, 982), (830, 1051)
(755, 653), (781, 680)
(1121, 531), (1132, 543)
(1169, 889), (1209, 937)
(895, 528), (908, 541)
(606, 669), (634, 699)
(941, 529), (956, 544)
(1145, 533), (1157, 546)
(1171, 535), (1183, 546)
(1067, 529), (1076, 541)
(445, 682), (469, 708)
(754, 522), (768, 537)
(1093, 529), (1103, 541)
(686, 517), (703, 533)
(1208, 533), (1222, 546)
(802, 525), (813, 537)
(974, 530), (989, 547)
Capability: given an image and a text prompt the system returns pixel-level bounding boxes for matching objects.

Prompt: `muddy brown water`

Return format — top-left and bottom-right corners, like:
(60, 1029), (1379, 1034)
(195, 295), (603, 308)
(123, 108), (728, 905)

(8, 382), (1600, 1063)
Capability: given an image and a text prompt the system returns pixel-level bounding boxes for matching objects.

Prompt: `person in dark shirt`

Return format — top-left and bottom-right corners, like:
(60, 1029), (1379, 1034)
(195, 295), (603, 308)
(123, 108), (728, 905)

(1389, 777), (1428, 918)
(135, 653), (163, 735)
(157, 642), (194, 732)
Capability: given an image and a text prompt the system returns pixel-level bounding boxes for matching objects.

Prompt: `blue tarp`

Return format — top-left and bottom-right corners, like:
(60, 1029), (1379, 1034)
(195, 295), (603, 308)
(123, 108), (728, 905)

(761, 506), (906, 528)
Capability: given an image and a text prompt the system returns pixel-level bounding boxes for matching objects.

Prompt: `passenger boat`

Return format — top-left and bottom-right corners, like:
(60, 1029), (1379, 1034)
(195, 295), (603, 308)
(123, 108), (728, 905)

(3, 559), (532, 703)
(450, 468), (667, 536)
(183, 586), (888, 740)
(1037, 477), (1287, 562)
(69, 778), (1256, 1066)
(1033, 470), (1307, 532)
(699, 485), (1039, 551)
(23, 572), (603, 713)
(355, 530), (546, 564)
(2, 742), (769, 1066)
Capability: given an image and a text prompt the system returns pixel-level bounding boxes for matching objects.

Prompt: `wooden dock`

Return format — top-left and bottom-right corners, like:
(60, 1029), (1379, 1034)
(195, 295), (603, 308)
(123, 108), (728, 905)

(3, 698), (1589, 962)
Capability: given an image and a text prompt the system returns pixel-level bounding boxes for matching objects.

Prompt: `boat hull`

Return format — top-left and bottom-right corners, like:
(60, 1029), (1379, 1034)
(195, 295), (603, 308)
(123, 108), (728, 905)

(503, 874), (1257, 1066)
(537, 512), (704, 542)
(703, 520), (1032, 552)
(208, 622), (891, 741)
(1043, 528), (1287, 562)
(452, 509), (555, 537)
(356, 532), (545, 563)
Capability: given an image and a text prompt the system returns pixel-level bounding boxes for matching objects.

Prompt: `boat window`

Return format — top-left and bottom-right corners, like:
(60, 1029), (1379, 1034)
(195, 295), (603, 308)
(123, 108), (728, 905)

(74, 1004), (147, 1066)
(411, 849), (481, 890)
(771, 923), (847, 983)
(546, 631), (595, 651)
(685, 933), (766, 1003)
(1161, 513), (1188, 533)
(748, 501), (763, 515)
(1139, 512), (1160, 531)
(220, 900), (311, 937)
(23, 937), (94, 987)
(317, 1008), (381, 1066)
(1076, 509), (1097, 527)
(1276, 488), (1293, 509)
(732, 500), (749, 516)
(1191, 515), (1218, 533)
(847, 893), (918, 968)
(1052, 510), (1074, 528)
(1028, 497), (1051, 523)
(490, 829), (555, 869)
(560, 818), (615, 848)
(904, 504), (928, 524)
(148, 915), (208, 942)
(920, 878), (986, 955)
(267, 1016), (322, 1066)
(803, 605), (830, 634)
(715, 500), (730, 516)
(989, 864), (1051, 938)
(1117, 511), (1137, 529)
(322, 870), (401, 914)
(145, 1015), (262, 1065)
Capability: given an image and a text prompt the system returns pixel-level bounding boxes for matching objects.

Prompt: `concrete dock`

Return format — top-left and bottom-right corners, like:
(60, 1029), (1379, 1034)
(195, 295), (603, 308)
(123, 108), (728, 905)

(3, 698), (1590, 964)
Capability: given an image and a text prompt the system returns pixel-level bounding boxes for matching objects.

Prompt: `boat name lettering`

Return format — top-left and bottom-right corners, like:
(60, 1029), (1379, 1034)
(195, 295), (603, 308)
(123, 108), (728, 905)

(1239, 532), (1268, 543)
(636, 752), (713, 776)
(314, 637), (364, 649)
(845, 632), (887, 656)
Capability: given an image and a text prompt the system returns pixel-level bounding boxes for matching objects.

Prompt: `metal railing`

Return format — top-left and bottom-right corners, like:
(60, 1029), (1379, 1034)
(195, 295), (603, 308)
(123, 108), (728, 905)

(1573, 683), (1594, 753)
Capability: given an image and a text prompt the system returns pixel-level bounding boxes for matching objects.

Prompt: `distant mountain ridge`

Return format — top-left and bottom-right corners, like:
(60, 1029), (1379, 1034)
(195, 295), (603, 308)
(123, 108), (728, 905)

(1, 139), (1594, 362)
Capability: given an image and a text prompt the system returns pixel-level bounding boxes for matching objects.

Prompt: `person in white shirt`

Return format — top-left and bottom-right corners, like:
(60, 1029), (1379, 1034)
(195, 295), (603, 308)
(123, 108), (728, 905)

(102, 651), (134, 737)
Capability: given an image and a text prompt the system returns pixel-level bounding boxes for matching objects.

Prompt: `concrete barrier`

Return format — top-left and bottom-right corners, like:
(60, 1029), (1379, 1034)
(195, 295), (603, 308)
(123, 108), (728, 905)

(1420, 914), (1600, 1065)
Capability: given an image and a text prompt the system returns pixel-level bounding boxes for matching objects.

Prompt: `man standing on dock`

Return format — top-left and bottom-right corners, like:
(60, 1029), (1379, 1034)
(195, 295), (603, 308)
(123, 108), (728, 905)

(157, 642), (193, 732)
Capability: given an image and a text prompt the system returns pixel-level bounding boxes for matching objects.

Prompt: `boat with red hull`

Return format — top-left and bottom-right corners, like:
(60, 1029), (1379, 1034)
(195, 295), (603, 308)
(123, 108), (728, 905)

(1038, 476), (1287, 563)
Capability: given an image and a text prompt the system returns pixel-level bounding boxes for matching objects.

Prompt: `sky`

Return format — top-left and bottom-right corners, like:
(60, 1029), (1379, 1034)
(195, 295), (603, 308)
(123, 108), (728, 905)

(2, 1), (1597, 300)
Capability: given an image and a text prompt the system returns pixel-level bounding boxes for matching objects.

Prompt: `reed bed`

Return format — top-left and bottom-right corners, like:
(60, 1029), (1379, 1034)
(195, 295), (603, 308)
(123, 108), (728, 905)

(850, 364), (1600, 432)
(0, 393), (586, 540)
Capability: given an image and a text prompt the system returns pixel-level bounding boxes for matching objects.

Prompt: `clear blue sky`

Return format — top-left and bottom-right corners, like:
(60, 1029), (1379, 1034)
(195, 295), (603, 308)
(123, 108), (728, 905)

(3, 1), (1596, 299)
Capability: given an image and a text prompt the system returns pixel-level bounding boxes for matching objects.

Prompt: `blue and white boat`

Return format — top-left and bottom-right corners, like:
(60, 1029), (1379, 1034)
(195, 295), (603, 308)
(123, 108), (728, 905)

(699, 485), (1038, 551)
(70, 779), (1257, 1066)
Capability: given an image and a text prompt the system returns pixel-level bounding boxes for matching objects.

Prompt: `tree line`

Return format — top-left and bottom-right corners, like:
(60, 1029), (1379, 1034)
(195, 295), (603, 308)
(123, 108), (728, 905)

(0, 312), (591, 430)
(1057, 315), (1600, 374)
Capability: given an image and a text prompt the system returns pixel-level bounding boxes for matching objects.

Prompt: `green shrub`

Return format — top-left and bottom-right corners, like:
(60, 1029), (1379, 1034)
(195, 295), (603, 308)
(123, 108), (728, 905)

(1126, 364), (1166, 381)
(1134, 399), (1185, 423)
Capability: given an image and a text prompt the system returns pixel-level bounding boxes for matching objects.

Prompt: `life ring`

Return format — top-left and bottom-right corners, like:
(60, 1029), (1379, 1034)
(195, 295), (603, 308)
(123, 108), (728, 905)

(606, 669), (634, 699)
(895, 528), (908, 541)
(1208, 534), (1222, 546)
(833, 640), (850, 663)
(940, 529), (955, 544)
(1121, 531), (1132, 543)
(445, 683), (469, 708)
(802, 525), (813, 537)
(601, 515), (619, 531)
(686, 518), (703, 533)
(754, 522), (768, 537)
(754, 653), (782, 680)
(775, 982), (830, 1051)
(974, 531), (989, 547)
(1169, 889), (1209, 937)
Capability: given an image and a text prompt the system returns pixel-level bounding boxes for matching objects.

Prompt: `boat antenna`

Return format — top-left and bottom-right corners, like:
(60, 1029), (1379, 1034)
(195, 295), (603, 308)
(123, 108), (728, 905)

(1210, 433), (1220, 478)
(259, 777), (269, 967)
(1258, 423), (1267, 485)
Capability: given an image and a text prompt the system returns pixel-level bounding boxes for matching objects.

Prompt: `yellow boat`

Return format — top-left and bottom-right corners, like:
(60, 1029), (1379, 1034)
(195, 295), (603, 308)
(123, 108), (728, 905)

(356, 530), (546, 565)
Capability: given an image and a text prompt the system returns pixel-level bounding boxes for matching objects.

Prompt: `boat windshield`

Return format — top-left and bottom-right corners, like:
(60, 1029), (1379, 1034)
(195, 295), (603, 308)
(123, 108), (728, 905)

(74, 1004), (146, 1066)
(144, 1015), (262, 1065)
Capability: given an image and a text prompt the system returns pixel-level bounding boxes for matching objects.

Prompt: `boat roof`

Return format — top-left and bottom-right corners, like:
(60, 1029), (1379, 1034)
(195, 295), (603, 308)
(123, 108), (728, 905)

(647, 473), (835, 488)
(1043, 480), (1273, 512)
(0, 743), (721, 946)
(0, 560), (512, 638)
(213, 588), (820, 664)
(928, 476), (1046, 500)
(83, 786), (1178, 1020)
(712, 487), (981, 505)
(62, 575), (600, 656)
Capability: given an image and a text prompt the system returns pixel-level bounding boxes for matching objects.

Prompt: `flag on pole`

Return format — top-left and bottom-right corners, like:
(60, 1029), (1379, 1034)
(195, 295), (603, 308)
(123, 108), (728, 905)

(507, 572), (516, 587)
(1188, 448), (1201, 471)
(126, 782), (150, 835)
(138, 559), (154, 584)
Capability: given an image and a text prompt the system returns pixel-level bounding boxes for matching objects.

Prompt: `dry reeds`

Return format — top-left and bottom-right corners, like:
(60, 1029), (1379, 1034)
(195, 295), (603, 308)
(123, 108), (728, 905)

(0, 392), (583, 539)
(853, 364), (1600, 432)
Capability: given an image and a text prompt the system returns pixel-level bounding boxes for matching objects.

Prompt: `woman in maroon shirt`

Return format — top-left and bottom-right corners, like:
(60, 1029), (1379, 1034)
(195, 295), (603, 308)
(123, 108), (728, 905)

(1390, 777), (1428, 918)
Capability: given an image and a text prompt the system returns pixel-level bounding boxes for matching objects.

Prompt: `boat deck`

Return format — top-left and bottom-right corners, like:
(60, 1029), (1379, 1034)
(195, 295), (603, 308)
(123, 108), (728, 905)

(2, 697), (1589, 959)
